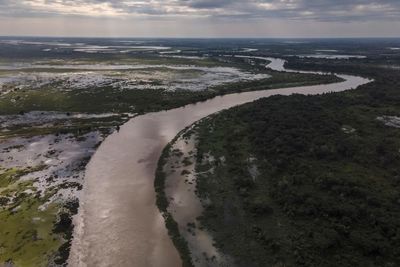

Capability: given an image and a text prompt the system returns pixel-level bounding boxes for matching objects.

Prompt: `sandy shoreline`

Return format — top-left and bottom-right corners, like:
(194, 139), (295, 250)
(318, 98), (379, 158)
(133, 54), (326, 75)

(163, 128), (234, 266)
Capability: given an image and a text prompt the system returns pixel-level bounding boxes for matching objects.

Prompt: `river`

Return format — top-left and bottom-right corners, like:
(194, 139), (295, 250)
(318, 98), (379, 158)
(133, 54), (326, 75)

(68, 58), (371, 267)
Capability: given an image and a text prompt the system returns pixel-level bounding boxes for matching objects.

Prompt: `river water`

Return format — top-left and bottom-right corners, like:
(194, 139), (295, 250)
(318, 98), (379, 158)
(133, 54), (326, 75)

(68, 58), (371, 267)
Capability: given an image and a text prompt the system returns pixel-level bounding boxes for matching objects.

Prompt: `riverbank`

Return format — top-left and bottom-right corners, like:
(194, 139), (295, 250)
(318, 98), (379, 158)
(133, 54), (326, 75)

(0, 112), (127, 266)
(156, 125), (235, 267)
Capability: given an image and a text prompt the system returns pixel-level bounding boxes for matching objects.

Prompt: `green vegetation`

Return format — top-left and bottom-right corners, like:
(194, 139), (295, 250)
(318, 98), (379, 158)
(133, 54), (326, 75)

(212, 71), (343, 95)
(0, 167), (70, 267)
(7, 54), (232, 68)
(0, 67), (340, 116)
(154, 129), (194, 267)
(0, 115), (126, 140)
(0, 87), (214, 115)
(191, 58), (400, 266)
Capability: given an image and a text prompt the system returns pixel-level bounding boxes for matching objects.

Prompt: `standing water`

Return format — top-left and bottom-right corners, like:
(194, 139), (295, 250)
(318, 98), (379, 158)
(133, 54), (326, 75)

(68, 58), (371, 267)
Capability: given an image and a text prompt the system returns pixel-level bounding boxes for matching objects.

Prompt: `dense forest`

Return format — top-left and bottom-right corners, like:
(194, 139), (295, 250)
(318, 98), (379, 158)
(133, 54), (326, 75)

(192, 59), (400, 267)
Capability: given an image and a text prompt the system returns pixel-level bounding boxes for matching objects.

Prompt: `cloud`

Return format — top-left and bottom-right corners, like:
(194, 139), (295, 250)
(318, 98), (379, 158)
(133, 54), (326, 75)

(0, 0), (400, 22)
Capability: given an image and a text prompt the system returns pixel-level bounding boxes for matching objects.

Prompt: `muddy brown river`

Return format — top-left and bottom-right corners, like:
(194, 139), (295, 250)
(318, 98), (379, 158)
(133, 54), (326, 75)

(68, 58), (371, 267)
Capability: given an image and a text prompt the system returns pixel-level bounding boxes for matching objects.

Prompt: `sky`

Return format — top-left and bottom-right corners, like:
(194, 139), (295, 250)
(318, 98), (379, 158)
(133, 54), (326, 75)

(1, 0), (400, 38)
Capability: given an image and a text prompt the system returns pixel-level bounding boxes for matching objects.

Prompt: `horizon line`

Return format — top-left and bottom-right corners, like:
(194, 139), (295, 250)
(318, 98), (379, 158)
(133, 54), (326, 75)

(1, 35), (400, 39)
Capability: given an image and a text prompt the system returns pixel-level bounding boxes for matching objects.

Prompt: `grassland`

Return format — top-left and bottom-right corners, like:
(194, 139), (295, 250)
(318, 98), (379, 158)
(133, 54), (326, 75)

(0, 167), (69, 266)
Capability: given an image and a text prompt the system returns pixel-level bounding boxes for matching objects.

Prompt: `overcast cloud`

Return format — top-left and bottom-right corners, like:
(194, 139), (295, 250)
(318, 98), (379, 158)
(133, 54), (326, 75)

(0, 0), (399, 37)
